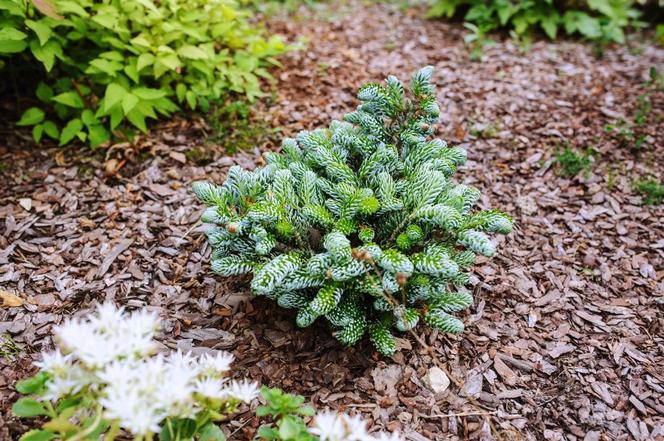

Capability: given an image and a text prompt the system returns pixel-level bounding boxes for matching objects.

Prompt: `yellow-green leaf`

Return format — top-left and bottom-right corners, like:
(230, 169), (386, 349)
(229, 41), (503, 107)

(177, 45), (208, 60)
(52, 91), (84, 109)
(122, 93), (139, 114)
(17, 107), (45, 126)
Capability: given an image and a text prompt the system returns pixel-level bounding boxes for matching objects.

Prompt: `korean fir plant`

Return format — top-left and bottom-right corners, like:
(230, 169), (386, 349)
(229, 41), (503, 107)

(193, 66), (513, 356)
(12, 303), (259, 441)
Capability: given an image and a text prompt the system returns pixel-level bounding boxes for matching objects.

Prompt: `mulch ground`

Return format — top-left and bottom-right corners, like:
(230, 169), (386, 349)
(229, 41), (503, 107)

(1, 2), (664, 440)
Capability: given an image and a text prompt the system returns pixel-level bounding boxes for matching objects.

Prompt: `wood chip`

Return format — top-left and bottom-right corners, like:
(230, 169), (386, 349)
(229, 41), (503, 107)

(96, 238), (134, 278)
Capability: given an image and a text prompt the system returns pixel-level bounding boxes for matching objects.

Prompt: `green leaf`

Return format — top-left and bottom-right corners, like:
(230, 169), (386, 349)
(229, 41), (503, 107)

(0, 0), (28, 16)
(29, 39), (58, 71)
(256, 426), (278, 440)
(126, 108), (147, 132)
(52, 91), (84, 109)
(278, 416), (303, 440)
(25, 19), (52, 46)
(133, 87), (166, 100)
(36, 83), (53, 102)
(17, 108), (45, 126)
(0, 39), (28, 53)
(130, 35), (151, 48)
(12, 398), (47, 417)
(55, 397), (81, 413)
(19, 430), (55, 441)
(80, 109), (97, 127)
(156, 53), (180, 71)
(91, 13), (116, 29)
(0, 27), (28, 53)
(198, 422), (226, 441)
(32, 124), (44, 142)
(43, 120), (59, 139)
(175, 83), (187, 103)
(137, 53), (155, 71)
(57, 1), (88, 17)
(0, 26), (27, 41)
(298, 405), (315, 417)
(109, 106), (123, 129)
(185, 90), (197, 110)
(59, 118), (83, 145)
(88, 125), (110, 147)
(540, 15), (559, 39)
(88, 58), (121, 76)
(104, 83), (127, 111)
(177, 45), (208, 60)
(16, 372), (49, 394)
(122, 93), (139, 114)
(124, 61), (139, 83)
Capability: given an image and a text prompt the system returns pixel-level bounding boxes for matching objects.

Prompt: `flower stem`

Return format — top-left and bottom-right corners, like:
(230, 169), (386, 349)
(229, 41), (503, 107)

(69, 405), (104, 441)
(104, 422), (120, 441)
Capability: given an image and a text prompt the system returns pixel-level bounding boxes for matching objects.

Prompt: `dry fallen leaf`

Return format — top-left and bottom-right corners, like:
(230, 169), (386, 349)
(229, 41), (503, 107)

(79, 217), (96, 228)
(0, 289), (24, 307)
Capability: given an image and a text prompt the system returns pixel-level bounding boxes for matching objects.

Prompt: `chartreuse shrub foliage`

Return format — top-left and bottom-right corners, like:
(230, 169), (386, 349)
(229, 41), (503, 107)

(0, 0), (287, 147)
(193, 67), (513, 356)
(427, 0), (643, 44)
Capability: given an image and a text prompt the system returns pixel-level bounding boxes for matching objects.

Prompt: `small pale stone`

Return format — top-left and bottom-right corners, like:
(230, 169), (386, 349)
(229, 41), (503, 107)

(19, 198), (32, 211)
(423, 366), (450, 394)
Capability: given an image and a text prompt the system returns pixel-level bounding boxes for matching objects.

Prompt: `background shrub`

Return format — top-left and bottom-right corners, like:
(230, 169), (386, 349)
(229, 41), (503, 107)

(0, 0), (288, 147)
(427, 0), (649, 44)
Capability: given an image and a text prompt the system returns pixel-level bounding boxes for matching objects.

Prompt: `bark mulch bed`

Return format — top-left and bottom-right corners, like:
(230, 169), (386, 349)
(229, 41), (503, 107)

(1, 2), (663, 440)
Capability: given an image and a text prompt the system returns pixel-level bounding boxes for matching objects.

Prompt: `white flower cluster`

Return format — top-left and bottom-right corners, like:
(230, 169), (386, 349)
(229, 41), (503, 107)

(35, 303), (259, 436)
(311, 411), (403, 441)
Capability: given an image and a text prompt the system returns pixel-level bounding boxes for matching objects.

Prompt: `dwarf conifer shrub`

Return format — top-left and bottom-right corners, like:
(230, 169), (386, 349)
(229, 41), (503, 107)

(193, 67), (513, 356)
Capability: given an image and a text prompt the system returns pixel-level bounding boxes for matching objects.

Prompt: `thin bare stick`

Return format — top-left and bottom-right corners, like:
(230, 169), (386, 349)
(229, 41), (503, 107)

(421, 410), (497, 419)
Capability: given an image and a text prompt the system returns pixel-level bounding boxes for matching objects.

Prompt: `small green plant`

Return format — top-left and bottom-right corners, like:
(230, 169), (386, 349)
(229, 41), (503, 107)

(648, 66), (664, 89)
(185, 146), (216, 166)
(0, 334), (20, 359)
(606, 169), (616, 190)
(553, 146), (594, 178)
(463, 22), (495, 61)
(193, 67), (513, 356)
(256, 388), (402, 441)
(256, 388), (316, 441)
(427, 0), (644, 44)
(634, 93), (652, 125)
(604, 119), (646, 149)
(468, 120), (500, 138)
(1, 0), (288, 147)
(657, 23), (664, 44)
(605, 86), (655, 150)
(634, 178), (664, 205)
